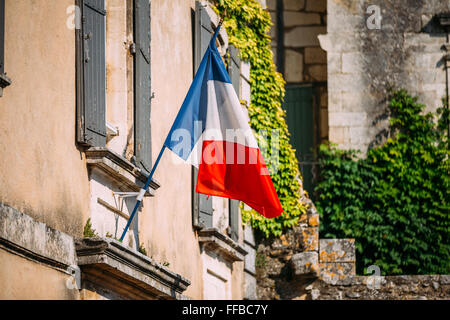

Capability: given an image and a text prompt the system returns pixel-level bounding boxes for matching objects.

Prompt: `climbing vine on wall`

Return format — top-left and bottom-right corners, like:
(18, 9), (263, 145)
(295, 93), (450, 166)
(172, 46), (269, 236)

(315, 90), (450, 275)
(213, 0), (307, 237)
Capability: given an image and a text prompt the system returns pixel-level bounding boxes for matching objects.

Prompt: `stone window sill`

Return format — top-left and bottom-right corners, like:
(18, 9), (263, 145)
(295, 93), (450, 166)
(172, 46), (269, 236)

(75, 237), (191, 300)
(198, 228), (248, 262)
(85, 147), (160, 196)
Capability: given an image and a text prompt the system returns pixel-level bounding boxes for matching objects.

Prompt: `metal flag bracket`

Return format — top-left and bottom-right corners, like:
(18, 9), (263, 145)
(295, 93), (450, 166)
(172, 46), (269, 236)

(112, 191), (141, 215)
(119, 145), (167, 242)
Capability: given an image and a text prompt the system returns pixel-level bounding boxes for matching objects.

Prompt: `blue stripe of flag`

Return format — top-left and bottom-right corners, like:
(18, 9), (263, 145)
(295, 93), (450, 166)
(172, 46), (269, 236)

(164, 24), (231, 160)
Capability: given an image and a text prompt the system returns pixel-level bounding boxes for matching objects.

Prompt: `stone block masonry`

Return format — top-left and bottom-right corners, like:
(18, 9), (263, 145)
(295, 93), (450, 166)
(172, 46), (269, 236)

(254, 197), (426, 300)
(255, 197), (321, 300)
(255, 199), (450, 300)
(280, 0), (327, 83)
(285, 50), (304, 82)
(323, 0), (449, 154)
(307, 275), (450, 300)
(267, 0), (329, 146)
(283, 0), (305, 12)
(319, 239), (356, 285)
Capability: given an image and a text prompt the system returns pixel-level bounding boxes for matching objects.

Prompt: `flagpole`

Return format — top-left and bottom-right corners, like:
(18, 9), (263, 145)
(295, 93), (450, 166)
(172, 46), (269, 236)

(120, 14), (227, 242)
(119, 145), (167, 242)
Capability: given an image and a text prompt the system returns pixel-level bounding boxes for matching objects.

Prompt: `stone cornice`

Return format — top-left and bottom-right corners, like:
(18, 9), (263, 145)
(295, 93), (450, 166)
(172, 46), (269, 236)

(0, 202), (77, 272)
(198, 228), (248, 262)
(75, 237), (191, 300)
(85, 147), (160, 196)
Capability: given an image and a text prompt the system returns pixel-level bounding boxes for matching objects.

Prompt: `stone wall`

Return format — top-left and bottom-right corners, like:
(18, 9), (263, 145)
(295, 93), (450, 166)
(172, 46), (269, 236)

(256, 0), (450, 301)
(321, 0), (450, 153)
(318, 239), (356, 284)
(307, 275), (450, 300)
(268, 0), (327, 82)
(256, 197), (320, 300)
(267, 0), (329, 143)
(313, 237), (450, 300)
(255, 202), (450, 300)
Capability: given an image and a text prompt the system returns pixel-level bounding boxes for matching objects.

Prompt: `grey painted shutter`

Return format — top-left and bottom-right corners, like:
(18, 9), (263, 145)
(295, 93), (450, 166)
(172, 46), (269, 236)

(228, 45), (241, 242)
(0, 0), (10, 97)
(78, 0), (106, 147)
(192, 2), (213, 229)
(134, 0), (152, 173)
(0, 0), (4, 75)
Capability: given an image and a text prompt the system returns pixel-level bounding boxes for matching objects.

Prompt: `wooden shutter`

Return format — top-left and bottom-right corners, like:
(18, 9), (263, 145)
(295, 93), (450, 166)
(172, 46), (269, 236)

(134, 0), (152, 173)
(0, 0), (4, 75)
(283, 86), (315, 194)
(0, 0), (11, 96)
(228, 45), (241, 242)
(77, 0), (106, 147)
(192, 1), (213, 229)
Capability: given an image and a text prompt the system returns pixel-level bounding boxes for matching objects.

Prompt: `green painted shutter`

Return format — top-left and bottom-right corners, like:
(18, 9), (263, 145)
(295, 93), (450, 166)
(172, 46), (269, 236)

(283, 86), (315, 194)
(228, 45), (241, 242)
(192, 1), (213, 229)
(134, 0), (152, 173)
(77, 0), (106, 147)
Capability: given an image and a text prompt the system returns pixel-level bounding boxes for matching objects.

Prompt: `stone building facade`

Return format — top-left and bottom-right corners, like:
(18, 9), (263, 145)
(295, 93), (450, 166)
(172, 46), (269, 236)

(267, 0), (449, 176)
(266, 0), (328, 194)
(256, 0), (449, 300)
(321, 0), (450, 153)
(256, 227), (450, 300)
(0, 0), (257, 300)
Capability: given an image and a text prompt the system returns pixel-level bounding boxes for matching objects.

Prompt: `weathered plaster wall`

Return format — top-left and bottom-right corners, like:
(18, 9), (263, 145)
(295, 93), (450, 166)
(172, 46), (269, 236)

(0, 202), (80, 300)
(0, 0), (246, 300)
(322, 0), (450, 152)
(0, 249), (79, 300)
(0, 0), (90, 237)
(87, 0), (138, 251)
(141, 0), (246, 300)
(138, 0), (206, 300)
(105, 0), (133, 155)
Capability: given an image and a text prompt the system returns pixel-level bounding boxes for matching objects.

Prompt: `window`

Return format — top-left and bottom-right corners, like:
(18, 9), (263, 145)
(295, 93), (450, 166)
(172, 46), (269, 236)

(227, 45), (241, 242)
(0, 0), (11, 97)
(192, 2), (214, 230)
(192, 3), (240, 242)
(76, 0), (107, 147)
(133, 0), (152, 174)
(76, 0), (152, 174)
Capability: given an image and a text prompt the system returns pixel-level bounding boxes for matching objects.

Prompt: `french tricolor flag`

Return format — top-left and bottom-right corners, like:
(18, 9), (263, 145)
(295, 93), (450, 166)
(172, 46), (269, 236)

(164, 25), (283, 219)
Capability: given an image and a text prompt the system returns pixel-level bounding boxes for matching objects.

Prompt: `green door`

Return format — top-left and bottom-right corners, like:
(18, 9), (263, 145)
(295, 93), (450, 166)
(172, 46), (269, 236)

(283, 85), (316, 195)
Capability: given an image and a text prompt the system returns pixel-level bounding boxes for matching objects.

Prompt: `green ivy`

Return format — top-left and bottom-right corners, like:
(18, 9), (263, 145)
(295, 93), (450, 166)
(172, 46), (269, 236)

(213, 0), (307, 238)
(138, 243), (148, 256)
(315, 89), (450, 275)
(83, 218), (98, 238)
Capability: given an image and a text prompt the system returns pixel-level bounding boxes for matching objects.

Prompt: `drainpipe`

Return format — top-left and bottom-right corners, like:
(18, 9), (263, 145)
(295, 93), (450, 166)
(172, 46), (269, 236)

(276, 0), (284, 76)
(438, 13), (450, 138)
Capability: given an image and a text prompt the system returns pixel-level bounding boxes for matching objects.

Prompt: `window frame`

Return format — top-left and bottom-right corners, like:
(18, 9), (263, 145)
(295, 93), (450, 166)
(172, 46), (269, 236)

(75, 0), (107, 147)
(76, 0), (153, 173)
